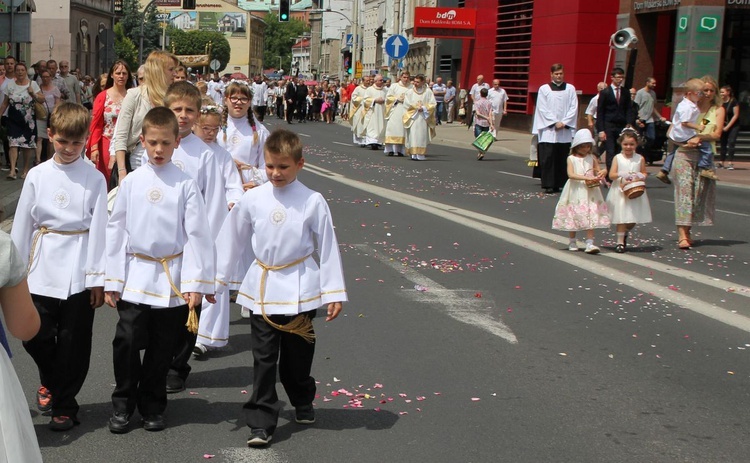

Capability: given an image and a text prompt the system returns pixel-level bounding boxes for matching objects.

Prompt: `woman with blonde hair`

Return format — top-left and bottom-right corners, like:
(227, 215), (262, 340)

(111, 50), (178, 185)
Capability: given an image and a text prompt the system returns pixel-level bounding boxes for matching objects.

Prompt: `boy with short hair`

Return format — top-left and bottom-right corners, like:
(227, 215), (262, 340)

(105, 107), (215, 434)
(158, 80), (228, 393)
(215, 129), (347, 447)
(11, 102), (108, 432)
(657, 78), (717, 183)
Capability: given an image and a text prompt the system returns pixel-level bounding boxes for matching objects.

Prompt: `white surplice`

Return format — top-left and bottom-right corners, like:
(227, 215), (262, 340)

(362, 85), (387, 145)
(384, 81), (412, 153)
(218, 115), (269, 186)
(207, 141), (244, 207)
(105, 162), (215, 308)
(403, 86), (437, 156)
(349, 84), (368, 145)
(215, 180), (347, 316)
(11, 157), (108, 299)
(531, 82), (578, 144)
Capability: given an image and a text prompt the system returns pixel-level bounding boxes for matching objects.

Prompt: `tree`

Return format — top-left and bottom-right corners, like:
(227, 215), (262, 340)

(169, 29), (231, 74)
(113, 23), (139, 72)
(262, 12), (308, 74)
(117, 0), (161, 63)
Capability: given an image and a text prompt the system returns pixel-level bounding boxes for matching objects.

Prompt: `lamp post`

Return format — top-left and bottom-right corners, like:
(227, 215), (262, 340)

(139, 0), (158, 65)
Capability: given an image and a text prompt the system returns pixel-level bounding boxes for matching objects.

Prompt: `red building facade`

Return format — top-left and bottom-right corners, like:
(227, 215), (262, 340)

(459, 0), (619, 128)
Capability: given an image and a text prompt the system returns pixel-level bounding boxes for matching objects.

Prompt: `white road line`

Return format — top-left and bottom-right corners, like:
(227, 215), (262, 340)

(354, 244), (518, 344)
(656, 199), (750, 218)
(496, 170), (535, 179)
(305, 162), (750, 335)
(297, 133), (311, 137)
(332, 141), (351, 146)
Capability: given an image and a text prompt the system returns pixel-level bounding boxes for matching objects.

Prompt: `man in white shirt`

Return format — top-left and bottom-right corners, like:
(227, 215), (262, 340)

(487, 79), (508, 139)
(585, 82), (607, 133)
(431, 76), (447, 125)
(444, 80), (456, 123)
(251, 75), (268, 121)
(468, 74), (490, 126)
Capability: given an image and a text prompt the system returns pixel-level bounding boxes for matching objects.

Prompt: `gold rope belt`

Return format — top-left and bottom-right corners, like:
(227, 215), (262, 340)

(27, 227), (89, 275)
(255, 253), (315, 343)
(131, 252), (199, 333)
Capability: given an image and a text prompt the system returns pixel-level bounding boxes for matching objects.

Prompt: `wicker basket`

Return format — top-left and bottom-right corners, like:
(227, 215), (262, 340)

(585, 178), (601, 188)
(621, 179), (646, 199)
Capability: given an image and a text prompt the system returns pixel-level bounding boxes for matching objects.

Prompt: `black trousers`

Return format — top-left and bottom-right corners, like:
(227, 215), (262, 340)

(23, 291), (95, 419)
(295, 100), (307, 121)
(285, 100), (295, 123)
(276, 97), (284, 118)
(244, 311), (316, 434)
(537, 142), (570, 189)
(112, 301), (187, 416)
(602, 127), (623, 172)
(169, 304), (201, 381)
(254, 105), (266, 122)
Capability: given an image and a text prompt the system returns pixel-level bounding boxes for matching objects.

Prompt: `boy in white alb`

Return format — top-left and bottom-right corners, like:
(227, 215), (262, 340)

(11, 103), (108, 432)
(105, 107), (215, 434)
(657, 78), (717, 183)
(155, 82), (227, 394)
(215, 129), (347, 447)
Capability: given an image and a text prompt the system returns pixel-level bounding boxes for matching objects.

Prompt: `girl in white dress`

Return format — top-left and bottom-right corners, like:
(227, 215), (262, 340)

(552, 129), (610, 253)
(606, 130), (653, 253)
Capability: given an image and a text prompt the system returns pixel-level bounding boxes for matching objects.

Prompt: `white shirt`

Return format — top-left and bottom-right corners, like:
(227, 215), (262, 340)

(469, 82), (490, 102)
(215, 180), (347, 315)
(207, 80), (225, 105)
(218, 115), (270, 185)
(531, 82), (578, 143)
(105, 162), (216, 307)
(585, 94), (600, 118)
(252, 81), (268, 106)
(488, 87), (508, 114)
(669, 97), (701, 143)
(12, 157), (108, 299)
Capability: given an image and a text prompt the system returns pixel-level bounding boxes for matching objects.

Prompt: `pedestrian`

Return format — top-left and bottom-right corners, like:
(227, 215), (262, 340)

(585, 82), (607, 135)
(112, 50), (178, 185)
(656, 78), (717, 184)
(468, 74), (489, 127)
(362, 74), (387, 149)
(596, 67), (635, 171)
(487, 79), (508, 140)
(403, 74), (437, 161)
(531, 63), (578, 194)
(633, 77), (666, 153)
(0, 228), (43, 462)
(58, 61), (80, 104)
(384, 71), (411, 157)
(606, 130), (652, 253)
(719, 85), (739, 170)
(35, 68), (61, 165)
(457, 84), (468, 124)
(445, 80), (456, 123)
(552, 129), (610, 253)
(349, 76), (370, 146)
(472, 87), (494, 160)
(219, 79), (270, 194)
(160, 82), (231, 393)
(295, 79), (308, 122)
(11, 102), (108, 431)
(0, 62), (44, 179)
(214, 128), (347, 447)
(431, 76), (446, 124)
(105, 107), (216, 434)
(284, 77), (297, 123)
(252, 74), (268, 121)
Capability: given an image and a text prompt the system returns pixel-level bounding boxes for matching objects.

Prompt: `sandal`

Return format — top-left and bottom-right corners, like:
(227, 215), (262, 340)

(6, 174), (16, 180)
(615, 243), (625, 253)
(477, 153), (484, 160)
(678, 239), (692, 250)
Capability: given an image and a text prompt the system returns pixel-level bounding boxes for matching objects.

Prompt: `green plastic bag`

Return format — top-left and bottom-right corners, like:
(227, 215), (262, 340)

(472, 130), (494, 152)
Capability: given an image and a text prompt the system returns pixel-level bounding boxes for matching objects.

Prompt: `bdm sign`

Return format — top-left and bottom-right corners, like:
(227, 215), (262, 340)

(414, 7), (476, 39)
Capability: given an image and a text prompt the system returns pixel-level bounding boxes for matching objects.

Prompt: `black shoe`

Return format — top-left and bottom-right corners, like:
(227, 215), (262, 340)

(142, 414), (165, 431)
(387, 152), (394, 157)
(295, 404), (316, 424)
(247, 428), (272, 446)
(615, 244), (626, 253)
(166, 375), (185, 394)
(108, 412), (130, 434)
(544, 188), (555, 194)
(49, 415), (76, 432)
(397, 152), (405, 157)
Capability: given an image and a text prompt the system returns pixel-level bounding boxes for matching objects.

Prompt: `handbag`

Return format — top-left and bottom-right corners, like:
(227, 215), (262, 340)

(472, 130), (494, 152)
(34, 100), (47, 121)
(458, 107), (466, 116)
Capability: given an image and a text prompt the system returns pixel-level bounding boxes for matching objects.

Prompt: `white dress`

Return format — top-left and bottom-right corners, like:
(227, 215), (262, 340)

(606, 153), (653, 224)
(552, 154), (610, 231)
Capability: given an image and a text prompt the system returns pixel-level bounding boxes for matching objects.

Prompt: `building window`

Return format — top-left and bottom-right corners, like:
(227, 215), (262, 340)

(495, 0), (533, 114)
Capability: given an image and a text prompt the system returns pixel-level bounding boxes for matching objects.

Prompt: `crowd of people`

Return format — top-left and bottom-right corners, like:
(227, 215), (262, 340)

(0, 50), (348, 458)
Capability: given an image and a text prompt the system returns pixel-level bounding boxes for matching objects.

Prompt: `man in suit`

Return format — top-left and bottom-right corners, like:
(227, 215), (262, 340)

(284, 77), (297, 123)
(596, 67), (636, 171)
(295, 80), (309, 122)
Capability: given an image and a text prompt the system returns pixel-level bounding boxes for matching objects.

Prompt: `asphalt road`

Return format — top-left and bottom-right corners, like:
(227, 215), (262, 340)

(8, 116), (750, 462)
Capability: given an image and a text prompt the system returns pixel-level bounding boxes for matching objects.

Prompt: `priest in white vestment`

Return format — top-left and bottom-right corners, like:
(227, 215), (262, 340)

(402, 75), (437, 161)
(384, 71), (412, 157)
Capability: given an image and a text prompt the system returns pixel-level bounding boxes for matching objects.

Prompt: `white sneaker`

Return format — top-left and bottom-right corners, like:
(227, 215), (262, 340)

(568, 241), (578, 251)
(240, 306), (251, 318)
(410, 155), (417, 160)
(585, 243), (600, 254)
(415, 155), (426, 161)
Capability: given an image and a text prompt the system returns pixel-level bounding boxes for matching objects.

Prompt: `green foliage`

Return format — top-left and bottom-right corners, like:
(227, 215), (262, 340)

(117, 0), (161, 62)
(169, 29), (231, 73)
(262, 12), (309, 73)
(113, 23), (139, 72)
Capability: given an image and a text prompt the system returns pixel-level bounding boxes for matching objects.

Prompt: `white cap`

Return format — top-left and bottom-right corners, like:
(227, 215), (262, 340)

(571, 129), (595, 149)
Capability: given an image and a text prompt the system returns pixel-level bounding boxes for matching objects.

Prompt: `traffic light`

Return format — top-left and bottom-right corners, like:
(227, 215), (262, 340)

(183, 0), (196, 9)
(279, 0), (290, 22)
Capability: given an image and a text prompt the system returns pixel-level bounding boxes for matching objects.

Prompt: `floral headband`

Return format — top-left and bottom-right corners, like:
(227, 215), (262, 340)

(200, 105), (223, 115)
(228, 79), (253, 94)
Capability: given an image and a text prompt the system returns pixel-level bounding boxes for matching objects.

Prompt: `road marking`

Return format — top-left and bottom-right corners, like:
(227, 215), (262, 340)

(354, 244), (518, 344)
(656, 199), (750, 218)
(496, 170), (535, 179)
(297, 133), (311, 137)
(332, 141), (351, 147)
(305, 162), (750, 334)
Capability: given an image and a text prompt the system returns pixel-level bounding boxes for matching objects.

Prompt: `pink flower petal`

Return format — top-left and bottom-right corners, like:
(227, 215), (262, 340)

(471, 397), (481, 401)
(203, 455), (215, 459)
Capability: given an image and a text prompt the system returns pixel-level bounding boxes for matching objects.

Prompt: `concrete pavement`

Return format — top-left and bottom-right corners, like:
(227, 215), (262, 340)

(2, 120), (748, 228)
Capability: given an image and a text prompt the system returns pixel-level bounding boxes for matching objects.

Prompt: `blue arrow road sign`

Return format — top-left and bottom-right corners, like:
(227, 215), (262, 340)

(385, 34), (408, 60)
